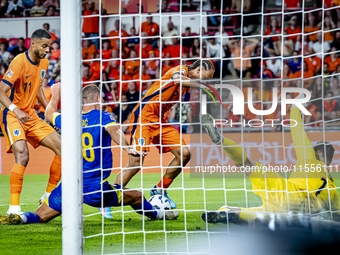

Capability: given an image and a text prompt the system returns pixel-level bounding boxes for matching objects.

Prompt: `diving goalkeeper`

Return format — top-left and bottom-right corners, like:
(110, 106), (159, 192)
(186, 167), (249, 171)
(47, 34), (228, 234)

(201, 96), (340, 224)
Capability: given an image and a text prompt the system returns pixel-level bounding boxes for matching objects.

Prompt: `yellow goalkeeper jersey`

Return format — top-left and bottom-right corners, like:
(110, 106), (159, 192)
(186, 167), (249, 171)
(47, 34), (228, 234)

(288, 107), (340, 214)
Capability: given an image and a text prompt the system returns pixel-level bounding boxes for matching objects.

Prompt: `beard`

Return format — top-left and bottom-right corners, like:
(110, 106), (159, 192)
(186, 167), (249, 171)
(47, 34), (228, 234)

(34, 49), (45, 59)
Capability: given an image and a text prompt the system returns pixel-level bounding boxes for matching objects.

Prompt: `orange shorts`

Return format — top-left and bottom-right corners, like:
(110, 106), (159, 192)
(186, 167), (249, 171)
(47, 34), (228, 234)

(129, 110), (186, 153)
(0, 110), (56, 153)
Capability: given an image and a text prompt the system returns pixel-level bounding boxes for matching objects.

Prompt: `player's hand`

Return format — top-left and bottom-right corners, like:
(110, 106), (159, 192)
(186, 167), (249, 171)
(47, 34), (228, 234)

(51, 82), (61, 97)
(126, 148), (147, 157)
(13, 108), (31, 126)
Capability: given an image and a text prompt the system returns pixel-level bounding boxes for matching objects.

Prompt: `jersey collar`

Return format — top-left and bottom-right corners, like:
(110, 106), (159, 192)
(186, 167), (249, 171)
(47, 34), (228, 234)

(82, 108), (96, 114)
(25, 51), (39, 65)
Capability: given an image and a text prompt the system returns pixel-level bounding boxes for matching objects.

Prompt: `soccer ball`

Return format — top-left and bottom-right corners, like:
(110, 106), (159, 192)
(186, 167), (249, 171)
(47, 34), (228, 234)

(148, 195), (171, 211)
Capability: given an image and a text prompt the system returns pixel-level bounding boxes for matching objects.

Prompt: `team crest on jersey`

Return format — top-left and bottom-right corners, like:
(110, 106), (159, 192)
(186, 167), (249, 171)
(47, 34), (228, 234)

(138, 138), (145, 146)
(41, 69), (46, 80)
(6, 69), (13, 78)
(181, 69), (186, 75)
(13, 129), (20, 137)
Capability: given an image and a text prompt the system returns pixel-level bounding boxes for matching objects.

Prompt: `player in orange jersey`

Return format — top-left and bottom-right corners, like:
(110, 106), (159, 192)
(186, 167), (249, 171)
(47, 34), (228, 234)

(114, 60), (215, 208)
(0, 29), (61, 215)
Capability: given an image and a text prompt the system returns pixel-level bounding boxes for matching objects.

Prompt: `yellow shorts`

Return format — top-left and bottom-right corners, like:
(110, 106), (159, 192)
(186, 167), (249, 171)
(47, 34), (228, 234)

(1, 111), (55, 153)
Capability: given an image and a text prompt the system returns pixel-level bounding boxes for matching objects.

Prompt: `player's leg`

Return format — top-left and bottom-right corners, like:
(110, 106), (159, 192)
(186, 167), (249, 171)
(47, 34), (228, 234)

(201, 113), (256, 174)
(201, 205), (266, 224)
(90, 183), (179, 220)
(27, 122), (61, 203)
(150, 146), (191, 209)
(7, 140), (29, 215)
(0, 184), (62, 225)
(114, 154), (146, 186)
(122, 188), (179, 220)
(114, 118), (150, 186)
(1, 114), (30, 215)
(150, 125), (191, 209)
(2, 203), (61, 225)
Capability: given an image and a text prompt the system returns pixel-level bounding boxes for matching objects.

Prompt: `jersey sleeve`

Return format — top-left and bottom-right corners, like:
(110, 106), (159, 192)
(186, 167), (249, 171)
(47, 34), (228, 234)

(290, 107), (317, 162)
(52, 113), (61, 129)
(102, 112), (117, 130)
(171, 66), (188, 79)
(1, 57), (23, 88)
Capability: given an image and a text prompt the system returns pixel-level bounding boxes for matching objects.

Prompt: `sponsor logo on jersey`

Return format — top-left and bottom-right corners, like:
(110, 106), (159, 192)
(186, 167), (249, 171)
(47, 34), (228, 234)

(26, 75), (32, 79)
(6, 69), (13, 78)
(41, 69), (46, 80)
(110, 115), (115, 121)
(181, 69), (186, 76)
(82, 119), (88, 127)
(13, 129), (20, 137)
(138, 137), (145, 146)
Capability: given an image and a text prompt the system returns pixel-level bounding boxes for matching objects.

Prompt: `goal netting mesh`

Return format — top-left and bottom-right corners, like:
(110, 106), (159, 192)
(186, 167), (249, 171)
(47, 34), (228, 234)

(79, 0), (340, 253)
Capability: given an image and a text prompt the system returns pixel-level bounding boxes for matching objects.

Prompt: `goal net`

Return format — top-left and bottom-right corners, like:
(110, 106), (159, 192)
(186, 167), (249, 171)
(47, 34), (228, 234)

(74, 0), (340, 253)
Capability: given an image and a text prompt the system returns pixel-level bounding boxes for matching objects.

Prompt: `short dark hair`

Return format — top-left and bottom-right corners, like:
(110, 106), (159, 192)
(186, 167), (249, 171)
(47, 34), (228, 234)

(31, 29), (52, 40)
(82, 85), (100, 103)
(313, 141), (335, 163)
(18, 37), (25, 42)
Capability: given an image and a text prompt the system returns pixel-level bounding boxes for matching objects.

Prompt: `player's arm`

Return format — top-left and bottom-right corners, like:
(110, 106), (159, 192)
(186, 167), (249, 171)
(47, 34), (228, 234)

(36, 85), (48, 110)
(290, 106), (316, 161)
(106, 125), (147, 156)
(247, 38), (260, 50)
(172, 74), (214, 90)
(45, 82), (60, 124)
(0, 81), (31, 124)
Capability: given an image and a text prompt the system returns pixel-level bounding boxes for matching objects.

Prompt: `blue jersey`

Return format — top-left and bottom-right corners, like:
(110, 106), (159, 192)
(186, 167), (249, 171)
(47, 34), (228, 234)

(53, 109), (117, 187)
(289, 58), (301, 74)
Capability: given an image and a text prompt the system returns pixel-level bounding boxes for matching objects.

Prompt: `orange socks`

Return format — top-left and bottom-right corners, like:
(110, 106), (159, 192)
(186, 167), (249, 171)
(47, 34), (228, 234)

(9, 164), (26, 205)
(46, 155), (61, 193)
(157, 176), (173, 190)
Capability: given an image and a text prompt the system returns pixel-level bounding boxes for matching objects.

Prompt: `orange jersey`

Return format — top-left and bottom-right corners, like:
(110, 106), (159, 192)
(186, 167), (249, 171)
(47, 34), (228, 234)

(140, 21), (159, 36)
(135, 43), (153, 59)
(285, 26), (302, 42)
(162, 65), (174, 75)
(132, 65), (189, 119)
(101, 49), (112, 59)
(82, 45), (96, 60)
(50, 49), (60, 61)
(1, 52), (49, 117)
(325, 56), (340, 72)
(125, 60), (140, 75)
(108, 29), (128, 48)
(82, 9), (99, 34)
(305, 56), (321, 73)
(324, 31), (333, 42)
(304, 26), (319, 42)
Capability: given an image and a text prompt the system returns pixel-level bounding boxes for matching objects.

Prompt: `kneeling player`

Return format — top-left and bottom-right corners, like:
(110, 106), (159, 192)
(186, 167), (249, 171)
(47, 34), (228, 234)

(0, 84), (178, 225)
(200, 98), (340, 224)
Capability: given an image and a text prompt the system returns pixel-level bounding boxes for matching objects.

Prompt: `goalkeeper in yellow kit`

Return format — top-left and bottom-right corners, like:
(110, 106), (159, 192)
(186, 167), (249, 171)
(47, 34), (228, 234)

(201, 99), (340, 224)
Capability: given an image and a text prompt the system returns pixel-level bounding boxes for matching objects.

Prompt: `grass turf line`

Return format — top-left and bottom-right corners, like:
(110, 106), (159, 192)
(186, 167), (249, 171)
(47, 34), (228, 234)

(0, 174), (338, 254)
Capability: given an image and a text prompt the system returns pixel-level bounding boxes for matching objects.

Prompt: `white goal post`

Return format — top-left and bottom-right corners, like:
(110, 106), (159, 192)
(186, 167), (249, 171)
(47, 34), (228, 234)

(60, 0), (83, 254)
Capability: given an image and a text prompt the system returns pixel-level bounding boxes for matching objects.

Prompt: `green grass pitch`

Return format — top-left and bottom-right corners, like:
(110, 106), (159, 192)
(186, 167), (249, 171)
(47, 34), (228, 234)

(1, 174), (339, 254)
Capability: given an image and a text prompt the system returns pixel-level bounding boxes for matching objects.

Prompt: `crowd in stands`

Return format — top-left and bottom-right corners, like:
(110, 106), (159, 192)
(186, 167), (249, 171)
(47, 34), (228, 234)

(1, 0), (340, 132)
(0, 0), (60, 17)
